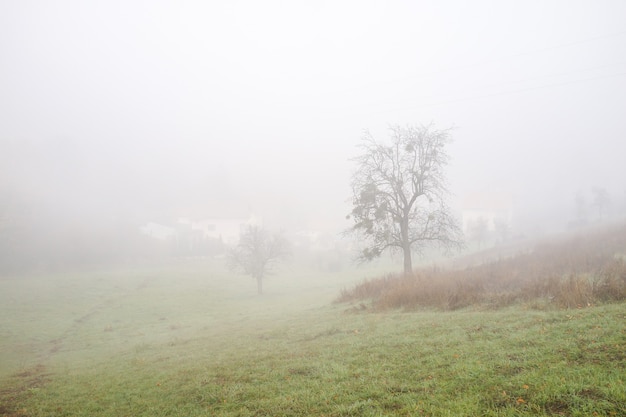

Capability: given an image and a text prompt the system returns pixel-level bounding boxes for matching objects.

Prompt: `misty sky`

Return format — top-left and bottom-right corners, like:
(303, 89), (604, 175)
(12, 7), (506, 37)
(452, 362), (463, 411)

(2, 1), (625, 235)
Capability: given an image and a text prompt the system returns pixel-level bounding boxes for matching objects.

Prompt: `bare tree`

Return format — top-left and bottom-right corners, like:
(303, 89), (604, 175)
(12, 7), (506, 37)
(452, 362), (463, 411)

(574, 190), (588, 224)
(347, 124), (463, 275)
(591, 186), (611, 220)
(468, 216), (489, 249)
(228, 225), (289, 294)
(493, 217), (511, 244)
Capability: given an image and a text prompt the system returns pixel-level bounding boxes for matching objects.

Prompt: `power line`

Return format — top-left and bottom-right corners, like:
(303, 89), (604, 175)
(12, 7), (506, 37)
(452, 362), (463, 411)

(343, 30), (626, 96)
(407, 30), (626, 83)
(362, 70), (626, 116)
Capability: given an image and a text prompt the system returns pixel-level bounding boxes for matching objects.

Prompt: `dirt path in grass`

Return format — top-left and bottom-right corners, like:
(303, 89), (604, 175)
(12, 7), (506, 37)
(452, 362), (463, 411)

(43, 275), (156, 360)
(0, 276), (157, 416)
(0, 364), (51, 417)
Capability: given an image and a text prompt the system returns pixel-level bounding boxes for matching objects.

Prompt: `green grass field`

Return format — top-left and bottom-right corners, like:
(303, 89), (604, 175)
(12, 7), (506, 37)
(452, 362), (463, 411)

(1, 256), (625, 416)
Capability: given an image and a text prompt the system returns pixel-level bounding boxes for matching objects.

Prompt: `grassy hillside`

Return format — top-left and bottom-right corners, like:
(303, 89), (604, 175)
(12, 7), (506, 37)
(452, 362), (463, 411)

(338, 222), (626, 311)
(1, 227), (625, 416)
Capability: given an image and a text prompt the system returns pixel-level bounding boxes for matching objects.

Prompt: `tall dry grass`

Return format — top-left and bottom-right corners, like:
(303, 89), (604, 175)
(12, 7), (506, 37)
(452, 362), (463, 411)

(337, 222), (626, 310)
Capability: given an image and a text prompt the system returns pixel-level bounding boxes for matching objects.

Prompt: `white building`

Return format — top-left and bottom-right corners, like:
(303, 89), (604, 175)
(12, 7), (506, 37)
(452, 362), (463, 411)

(141, 209), (261, 243)
(461, 192), (513, 234)
(176, 216), (259, 245)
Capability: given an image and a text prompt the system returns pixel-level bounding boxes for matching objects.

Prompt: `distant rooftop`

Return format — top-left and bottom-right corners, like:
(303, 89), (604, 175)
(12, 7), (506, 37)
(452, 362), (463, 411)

(462, 192), (513, 211)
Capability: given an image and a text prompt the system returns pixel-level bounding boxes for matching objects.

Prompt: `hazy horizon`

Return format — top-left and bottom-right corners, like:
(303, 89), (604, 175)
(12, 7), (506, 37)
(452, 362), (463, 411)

(2, 1), (625, 268)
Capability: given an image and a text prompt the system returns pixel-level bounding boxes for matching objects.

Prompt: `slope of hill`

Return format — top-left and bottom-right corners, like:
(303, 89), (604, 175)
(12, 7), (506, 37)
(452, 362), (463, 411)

(337, 222), (626, 310)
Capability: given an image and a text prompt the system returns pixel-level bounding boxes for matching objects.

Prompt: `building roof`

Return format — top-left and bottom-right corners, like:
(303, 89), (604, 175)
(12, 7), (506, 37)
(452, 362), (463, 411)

(462, 192), (513, 211)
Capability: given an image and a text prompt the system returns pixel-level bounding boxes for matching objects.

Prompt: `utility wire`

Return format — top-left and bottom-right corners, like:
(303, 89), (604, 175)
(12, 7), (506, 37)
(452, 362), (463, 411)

(340, 30), (626, 95)
(371, 70), (626, 115)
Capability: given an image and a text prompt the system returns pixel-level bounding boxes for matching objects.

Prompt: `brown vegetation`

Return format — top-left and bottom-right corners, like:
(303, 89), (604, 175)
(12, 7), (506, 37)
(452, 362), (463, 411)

(0, 365), (50, 417)
(337, 222), (626, 310)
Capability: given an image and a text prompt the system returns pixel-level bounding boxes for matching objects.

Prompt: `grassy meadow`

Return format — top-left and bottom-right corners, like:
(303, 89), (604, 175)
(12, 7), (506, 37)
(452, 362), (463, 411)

(1, 227), (626, 416)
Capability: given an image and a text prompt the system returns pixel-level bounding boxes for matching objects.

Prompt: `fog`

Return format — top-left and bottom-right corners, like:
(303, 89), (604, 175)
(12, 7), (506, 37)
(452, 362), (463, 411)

(1, 1), (626, 272)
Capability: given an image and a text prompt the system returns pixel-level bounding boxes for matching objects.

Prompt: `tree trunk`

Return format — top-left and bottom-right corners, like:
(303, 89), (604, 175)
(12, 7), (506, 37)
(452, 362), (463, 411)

(403, 243), (412, 276)
(256, 275), (263, 295)
(401, 213), (412, 276)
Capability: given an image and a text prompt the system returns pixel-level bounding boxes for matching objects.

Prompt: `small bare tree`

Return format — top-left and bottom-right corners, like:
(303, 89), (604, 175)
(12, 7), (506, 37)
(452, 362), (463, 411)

(574, 191), (588, 223)
(229, 225), (289, 294)
(591, 186), (611, 220)
(347, 124), (463, 275)
(468, 216), (489, 249)
(493, 217), (511, 244)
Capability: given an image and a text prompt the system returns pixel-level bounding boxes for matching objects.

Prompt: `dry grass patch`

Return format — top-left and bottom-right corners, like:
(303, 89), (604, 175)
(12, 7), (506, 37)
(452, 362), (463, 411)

(337, 222), (626, 310)
(0, 365), (51, 417)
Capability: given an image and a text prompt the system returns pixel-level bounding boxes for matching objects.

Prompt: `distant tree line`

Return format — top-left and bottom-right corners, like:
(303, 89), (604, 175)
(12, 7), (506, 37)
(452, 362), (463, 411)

(571, 186), (614, 229)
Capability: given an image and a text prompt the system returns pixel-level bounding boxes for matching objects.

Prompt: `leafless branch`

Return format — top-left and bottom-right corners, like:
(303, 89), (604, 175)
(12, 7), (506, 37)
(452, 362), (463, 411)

(347, 124), (463, 274)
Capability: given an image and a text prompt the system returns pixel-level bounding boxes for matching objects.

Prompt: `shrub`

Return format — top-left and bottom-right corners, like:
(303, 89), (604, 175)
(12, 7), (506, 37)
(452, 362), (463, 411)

(594, 258), (626, 301)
